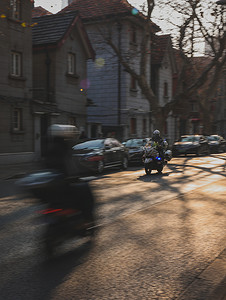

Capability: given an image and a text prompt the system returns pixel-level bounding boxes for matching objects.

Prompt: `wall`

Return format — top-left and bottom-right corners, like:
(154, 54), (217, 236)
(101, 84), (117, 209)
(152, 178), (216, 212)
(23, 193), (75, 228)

(0, 0), (34, 161)
(54, 27), (88, 131)
(86, 19), (151, 140)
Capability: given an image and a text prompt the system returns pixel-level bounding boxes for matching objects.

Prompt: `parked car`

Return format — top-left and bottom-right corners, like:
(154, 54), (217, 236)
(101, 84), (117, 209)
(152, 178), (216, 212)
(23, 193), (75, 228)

(172, 135), (210, 156)
(206, 135), (226, 153)
(124, 138), (151, 165)
(72, 138), (129, 175)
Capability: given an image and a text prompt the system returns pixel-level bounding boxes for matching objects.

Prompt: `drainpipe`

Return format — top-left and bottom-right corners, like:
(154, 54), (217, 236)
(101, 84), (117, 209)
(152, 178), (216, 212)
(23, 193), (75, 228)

(45, 48), (51, 102)
(117, 23), (122, 128)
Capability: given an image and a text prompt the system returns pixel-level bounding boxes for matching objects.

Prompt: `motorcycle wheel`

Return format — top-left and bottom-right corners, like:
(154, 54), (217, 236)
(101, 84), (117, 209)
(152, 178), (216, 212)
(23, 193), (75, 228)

(145, 167), (151, 175)
(157, 165), (163, 174)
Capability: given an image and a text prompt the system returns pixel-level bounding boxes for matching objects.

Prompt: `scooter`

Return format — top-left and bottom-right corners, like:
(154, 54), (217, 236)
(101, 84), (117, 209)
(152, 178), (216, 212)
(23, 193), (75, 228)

(16, 170), (96, 257)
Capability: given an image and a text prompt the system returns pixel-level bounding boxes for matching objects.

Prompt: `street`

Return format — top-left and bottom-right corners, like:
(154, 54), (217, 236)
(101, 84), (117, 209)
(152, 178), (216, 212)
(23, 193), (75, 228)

(0, 154), (226, 300)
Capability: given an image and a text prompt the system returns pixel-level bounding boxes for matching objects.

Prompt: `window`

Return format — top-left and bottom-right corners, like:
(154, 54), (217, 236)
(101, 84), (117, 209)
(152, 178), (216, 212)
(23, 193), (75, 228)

(10, 0), (21, 20)
(130, 76), (137, 91)
(130, 118), (137, 135)
(164, 82), (168, 97)
(67, 53), (76, 75)
(191, 102), (198, 112)
(12, 108), (22, 131)
(11, 51), (22, 77)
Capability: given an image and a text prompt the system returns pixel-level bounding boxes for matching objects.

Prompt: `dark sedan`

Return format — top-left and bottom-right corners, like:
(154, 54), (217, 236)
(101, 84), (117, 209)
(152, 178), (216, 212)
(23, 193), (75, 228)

(206, 135), (226, 153)
(124, 138), (151, 165)
(172, 135), (210, 157)
(72, 138), (129, 175)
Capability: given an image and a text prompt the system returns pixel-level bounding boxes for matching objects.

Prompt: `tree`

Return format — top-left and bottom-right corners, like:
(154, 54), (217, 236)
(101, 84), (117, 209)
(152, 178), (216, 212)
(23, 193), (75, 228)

(100, 0), (226, 133)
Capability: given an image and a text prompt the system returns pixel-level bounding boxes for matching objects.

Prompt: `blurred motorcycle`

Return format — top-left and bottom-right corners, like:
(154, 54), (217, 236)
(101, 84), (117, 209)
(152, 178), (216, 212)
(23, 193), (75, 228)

(16, 170), (96, 257)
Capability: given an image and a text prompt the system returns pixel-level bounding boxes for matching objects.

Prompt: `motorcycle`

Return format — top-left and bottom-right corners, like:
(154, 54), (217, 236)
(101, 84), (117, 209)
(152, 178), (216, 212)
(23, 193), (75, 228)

(16, 170), (96, 257)
(143, 144), (172, 175)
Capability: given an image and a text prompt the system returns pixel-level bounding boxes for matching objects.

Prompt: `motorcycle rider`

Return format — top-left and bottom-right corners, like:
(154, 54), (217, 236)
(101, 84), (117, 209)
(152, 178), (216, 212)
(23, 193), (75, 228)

(151, 129), (168, 158)
(45, 124), (95, 228)
(45, 124), (78, 177)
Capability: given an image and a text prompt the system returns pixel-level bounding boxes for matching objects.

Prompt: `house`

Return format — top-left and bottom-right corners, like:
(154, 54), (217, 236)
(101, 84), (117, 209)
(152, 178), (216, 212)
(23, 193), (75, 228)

(172, 50), (224, 137)
(60, 0), (160, 141)
(151, 34), (178, 145)
(0, 0), (34, 164)
(32, 10), (95, 157)
(205, 41), (226, 137)
(214, 66), (226, 137)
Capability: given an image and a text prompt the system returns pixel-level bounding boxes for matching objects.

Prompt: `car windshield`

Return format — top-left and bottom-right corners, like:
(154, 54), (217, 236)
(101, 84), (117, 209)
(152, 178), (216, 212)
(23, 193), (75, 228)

(179, 136), (199, 142)
(125, 139), (146, 147)
(73, 139), (104, 150)
(207, 136), (219, 141)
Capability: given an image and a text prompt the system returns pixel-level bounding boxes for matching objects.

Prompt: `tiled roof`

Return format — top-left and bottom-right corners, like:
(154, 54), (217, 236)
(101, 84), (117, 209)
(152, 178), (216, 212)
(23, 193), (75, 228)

(60, 0), (134, 21)
(59, 0), (160, 31)
(151, 34), (171, 64)
(32, 11), (79, 46)
(32, 6), (52, 18)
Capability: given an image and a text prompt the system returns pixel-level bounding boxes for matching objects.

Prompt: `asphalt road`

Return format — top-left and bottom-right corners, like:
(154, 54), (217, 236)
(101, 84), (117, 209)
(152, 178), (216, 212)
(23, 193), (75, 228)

(0, 154), (225, 300)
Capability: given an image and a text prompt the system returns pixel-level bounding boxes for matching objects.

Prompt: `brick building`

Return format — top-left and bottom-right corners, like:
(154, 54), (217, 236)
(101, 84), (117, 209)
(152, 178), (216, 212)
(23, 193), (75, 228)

(0, 0), (34, 164)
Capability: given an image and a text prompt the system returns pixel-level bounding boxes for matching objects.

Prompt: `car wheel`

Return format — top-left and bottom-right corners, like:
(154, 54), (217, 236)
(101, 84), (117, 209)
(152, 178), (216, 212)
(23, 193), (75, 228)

(121, 157), (128, 170)
(206, 147), (210, 155)
(97, 161), (104, 174)
(196, 147), (201, 156)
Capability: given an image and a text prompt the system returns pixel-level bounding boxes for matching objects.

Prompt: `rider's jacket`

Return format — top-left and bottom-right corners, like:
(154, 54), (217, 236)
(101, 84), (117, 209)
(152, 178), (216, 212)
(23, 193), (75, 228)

(144, 138), (168, 158)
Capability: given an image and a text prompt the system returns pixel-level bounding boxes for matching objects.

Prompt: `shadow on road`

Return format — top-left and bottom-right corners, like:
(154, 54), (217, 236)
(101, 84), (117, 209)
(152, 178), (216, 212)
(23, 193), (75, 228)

(0, 237), (94, 300)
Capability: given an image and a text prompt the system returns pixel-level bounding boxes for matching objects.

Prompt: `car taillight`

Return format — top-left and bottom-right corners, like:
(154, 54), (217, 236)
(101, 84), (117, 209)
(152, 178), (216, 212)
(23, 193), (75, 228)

(86, 155), (103, 162)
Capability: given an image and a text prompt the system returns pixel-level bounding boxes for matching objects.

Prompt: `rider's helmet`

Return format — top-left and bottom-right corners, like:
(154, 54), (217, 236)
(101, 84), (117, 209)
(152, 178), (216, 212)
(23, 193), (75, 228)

(152, 129), (161, 142)
(48, 124), (80, 142)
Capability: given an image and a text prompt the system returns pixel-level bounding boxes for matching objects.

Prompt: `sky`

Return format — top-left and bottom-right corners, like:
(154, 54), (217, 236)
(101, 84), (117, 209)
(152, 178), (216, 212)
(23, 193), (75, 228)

(34, 0), (62, 13)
